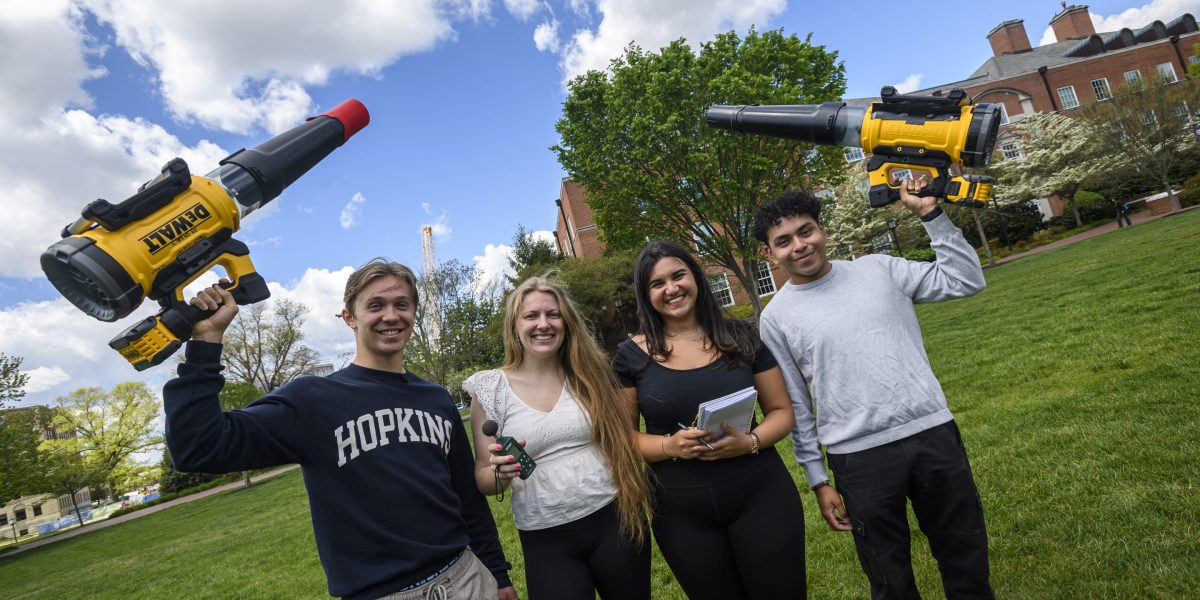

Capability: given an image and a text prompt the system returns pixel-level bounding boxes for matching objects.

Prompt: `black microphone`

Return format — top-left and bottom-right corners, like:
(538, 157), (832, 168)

(483, 420), (536, 480)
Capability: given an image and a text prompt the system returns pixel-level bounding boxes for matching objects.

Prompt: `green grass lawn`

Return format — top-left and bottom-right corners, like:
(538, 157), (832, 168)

(2, 210), (1198, 599)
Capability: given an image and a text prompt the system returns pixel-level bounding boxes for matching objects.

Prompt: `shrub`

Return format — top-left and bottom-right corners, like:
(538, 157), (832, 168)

(1179, 172), (1200, 208)
(896, 247), (935, 262)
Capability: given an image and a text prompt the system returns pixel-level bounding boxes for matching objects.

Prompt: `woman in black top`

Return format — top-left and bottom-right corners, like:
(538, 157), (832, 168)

(613, 240), (808, 599)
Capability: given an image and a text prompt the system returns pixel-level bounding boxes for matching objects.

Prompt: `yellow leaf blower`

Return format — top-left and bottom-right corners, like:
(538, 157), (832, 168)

(41, 99), (370, 371)
(706, 86), (1001, 208)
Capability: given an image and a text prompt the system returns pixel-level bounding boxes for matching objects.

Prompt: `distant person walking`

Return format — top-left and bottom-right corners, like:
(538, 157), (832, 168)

(1112, 198), (1133, 228)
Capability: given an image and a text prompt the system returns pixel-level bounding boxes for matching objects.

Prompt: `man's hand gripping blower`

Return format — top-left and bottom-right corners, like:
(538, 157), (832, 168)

(706, 86), (1002, 208)
(40, 100), (370, 371)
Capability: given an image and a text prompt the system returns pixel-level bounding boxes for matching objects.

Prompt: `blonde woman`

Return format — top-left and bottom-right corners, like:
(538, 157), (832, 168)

(464, 276), (651, 600)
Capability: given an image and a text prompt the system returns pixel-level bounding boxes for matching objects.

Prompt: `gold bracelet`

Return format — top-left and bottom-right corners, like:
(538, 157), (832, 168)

(748, 431), (761, 455)
(661, 434), (677, 461)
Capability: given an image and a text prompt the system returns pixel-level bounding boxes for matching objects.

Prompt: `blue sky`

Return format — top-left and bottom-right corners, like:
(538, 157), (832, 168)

(2, 0), (1196, 414)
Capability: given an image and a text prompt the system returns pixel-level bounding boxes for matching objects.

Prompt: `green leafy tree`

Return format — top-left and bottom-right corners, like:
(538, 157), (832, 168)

(1079, 76), (1199, 212)
(44, 382), (163, 497)
(35, 439), (104, 525)
(408, 259), (505, 404)
(553, 250), (640, 353)
(554, 28), (846, 317)
(994, 111), (1123, 228)
(159, 447), (218, 494)
(0, 408), (46, 505)
(1, 353), (29, 410)
(508, 223), (562, 284)
(221, 298), (321, 392)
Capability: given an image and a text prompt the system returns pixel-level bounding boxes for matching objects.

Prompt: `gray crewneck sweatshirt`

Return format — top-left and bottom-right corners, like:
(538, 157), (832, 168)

(759, 211), (985, 487)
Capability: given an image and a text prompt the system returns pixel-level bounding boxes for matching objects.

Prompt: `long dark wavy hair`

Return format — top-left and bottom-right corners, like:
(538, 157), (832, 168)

(632, 240), (758, 366)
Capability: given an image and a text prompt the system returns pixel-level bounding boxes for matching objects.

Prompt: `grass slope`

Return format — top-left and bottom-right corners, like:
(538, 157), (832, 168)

(2, 210), (1197, 598)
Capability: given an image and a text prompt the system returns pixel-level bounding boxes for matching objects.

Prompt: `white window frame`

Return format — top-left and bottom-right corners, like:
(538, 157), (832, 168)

(1091, 77), (1112, 101)
(1139, 109), (1157, 125)
(1189, 56), (1200, 65)
(1000, 141), (1023, 160)
(843, 146), (865, 162)
(709, 273), (734, 307)
(1124, 70), (1143, 85)
(1156, 62), (1178, 83)
(1174, 101), (1190, 120)
(753, 261), (776, 296)
(1057, 85), (1079, 109)
(997, 102), (1010, 124)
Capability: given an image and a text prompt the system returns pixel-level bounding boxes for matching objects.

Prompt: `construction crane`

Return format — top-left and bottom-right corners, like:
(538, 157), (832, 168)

(420, 225), (442, 348)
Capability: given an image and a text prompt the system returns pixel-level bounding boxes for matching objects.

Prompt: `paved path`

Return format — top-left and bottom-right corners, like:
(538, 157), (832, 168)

(0, 465), (299, 557)
(984, 205), (1196, 267)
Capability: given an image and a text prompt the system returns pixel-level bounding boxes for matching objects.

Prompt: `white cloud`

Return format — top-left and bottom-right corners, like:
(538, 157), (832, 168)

(534, 20), (562, 52)
(421, 203), (454, 240)
(0, 0), (103, 127)
(553, 0), (786, 84)
(469, 229), (555, 295)
(23, 367), (72, 394)
(1, 109), (229, 279)
(80, 0), (455, 134)
(472, 243), (514, 296)
(504, 0), (543, 21)
(340, 192), (367, 229)
(567, 0), (592, 20)
(893, 73), (923, 94)
(4, 267), (358, 409)
(1037, 0), (1200, 45)
(445, 0), (494, 23)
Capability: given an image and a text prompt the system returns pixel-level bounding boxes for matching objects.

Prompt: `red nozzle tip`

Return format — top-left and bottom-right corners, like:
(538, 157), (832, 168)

(321, 99), (370, 142)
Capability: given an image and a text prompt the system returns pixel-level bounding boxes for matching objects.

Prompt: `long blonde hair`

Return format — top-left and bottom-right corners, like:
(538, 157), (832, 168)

(502, 275), (650, 543)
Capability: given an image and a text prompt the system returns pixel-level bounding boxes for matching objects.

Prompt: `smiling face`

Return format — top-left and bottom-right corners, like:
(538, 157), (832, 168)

(765, 213), (831, 285)
(646, 256), (698, 323)
(516, 290), (565, 361)
(341, 274), (416, 367)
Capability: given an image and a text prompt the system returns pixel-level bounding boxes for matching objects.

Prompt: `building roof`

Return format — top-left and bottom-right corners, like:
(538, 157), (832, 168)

(910, 13), (1198, 95)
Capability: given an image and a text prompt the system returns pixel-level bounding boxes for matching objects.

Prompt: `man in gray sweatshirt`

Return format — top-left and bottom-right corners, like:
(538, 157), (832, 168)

(754, 179), (994, 600)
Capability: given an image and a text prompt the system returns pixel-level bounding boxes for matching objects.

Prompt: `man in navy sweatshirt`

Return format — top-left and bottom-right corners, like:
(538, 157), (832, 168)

(164, 258), (517, 600)
(754, 179), (993, 599)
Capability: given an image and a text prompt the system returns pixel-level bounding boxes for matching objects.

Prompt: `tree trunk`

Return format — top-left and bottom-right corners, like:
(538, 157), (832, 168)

(68, 491), (84, 527)
(973, 211), (993, 265)
(243, 470), (252, 488)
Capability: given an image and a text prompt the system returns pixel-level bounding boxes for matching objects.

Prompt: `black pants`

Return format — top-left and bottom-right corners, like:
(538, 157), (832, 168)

(652, 451), (807, 600)
(828, 421), (994, 600)
(517, 502), (650, 600)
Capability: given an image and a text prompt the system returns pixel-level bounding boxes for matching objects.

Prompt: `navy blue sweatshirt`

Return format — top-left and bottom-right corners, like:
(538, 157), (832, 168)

(163, 342), (512, 599)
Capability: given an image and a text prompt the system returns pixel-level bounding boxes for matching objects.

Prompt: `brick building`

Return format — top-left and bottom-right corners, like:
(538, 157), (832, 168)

(0, 407), (92, 542)
(553, 177), (788, 308)
(915, 5), (1198, 215)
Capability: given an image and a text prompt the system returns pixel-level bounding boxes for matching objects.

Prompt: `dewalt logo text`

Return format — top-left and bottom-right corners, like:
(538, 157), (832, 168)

(140, 203), (212, 254)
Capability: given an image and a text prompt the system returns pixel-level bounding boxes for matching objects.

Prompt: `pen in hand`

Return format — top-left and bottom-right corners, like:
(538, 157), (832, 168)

(678, 423), (715, 450)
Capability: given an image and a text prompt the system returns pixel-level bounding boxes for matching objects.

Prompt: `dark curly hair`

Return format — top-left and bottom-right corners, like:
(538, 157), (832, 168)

(752, 191), (823, 244)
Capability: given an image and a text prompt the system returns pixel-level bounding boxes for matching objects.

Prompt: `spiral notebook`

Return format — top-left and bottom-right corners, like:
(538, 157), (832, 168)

(695, 386), (757, 440)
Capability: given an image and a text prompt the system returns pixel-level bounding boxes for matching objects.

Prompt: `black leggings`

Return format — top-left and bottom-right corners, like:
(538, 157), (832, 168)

(517, 502), (650, 600)
(653, 451), (807, 600)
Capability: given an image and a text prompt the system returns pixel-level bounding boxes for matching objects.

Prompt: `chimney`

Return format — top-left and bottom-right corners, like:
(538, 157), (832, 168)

(1050, 4), (1096, 42)
(987, 19), (1032, 56)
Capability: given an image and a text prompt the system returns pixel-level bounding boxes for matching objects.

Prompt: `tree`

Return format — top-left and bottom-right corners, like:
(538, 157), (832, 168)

(508, 224), (562, 284)
(994, 111), (1123, 228)
(408, 259), (505, 403)
(221, 298), (322, 392)
(1, 352), (29, 410)
(35, 440), (104, 526)
(44, 382), (163, 496)
(0, 408), (46, 505)
(553, 250), (640, 353)
(1079, 76), (1199, 212)
(554, 28), (846, 318)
